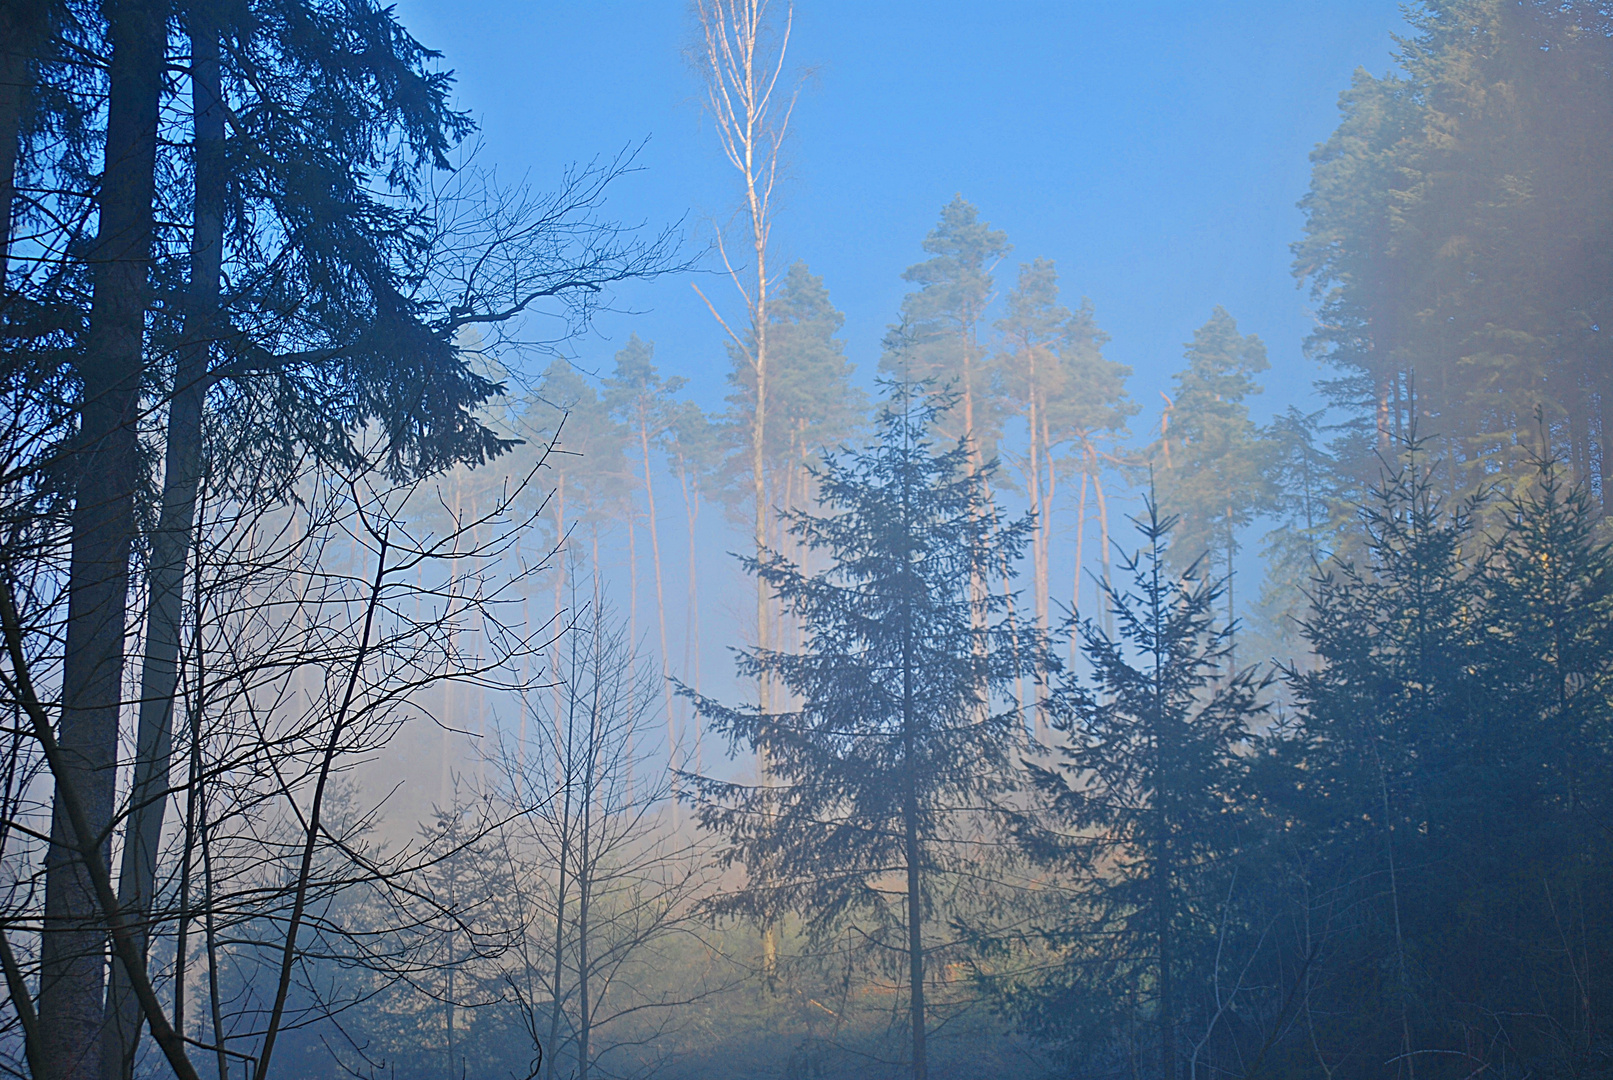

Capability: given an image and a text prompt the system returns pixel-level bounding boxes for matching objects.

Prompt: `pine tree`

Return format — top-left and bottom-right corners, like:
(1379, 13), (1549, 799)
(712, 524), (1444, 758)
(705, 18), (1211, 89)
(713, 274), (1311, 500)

(532, 359), (629, 593)
(686, 382), (1046, 1080)
(995, 259), (1134, 642)
(1294, 1), (1613, 505)
(605, 334), (686, 772)
(1013, 499), (1265, 1079)
(996, 259), (1068, 640)
(880, 196), (1010, 467)
(1155, 307), (1276, 637)
(724, 259), (866, 524)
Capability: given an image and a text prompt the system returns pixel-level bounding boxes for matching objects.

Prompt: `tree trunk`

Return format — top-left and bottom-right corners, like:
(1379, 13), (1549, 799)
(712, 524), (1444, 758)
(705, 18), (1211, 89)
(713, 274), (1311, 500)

(542, 692), (574, 1080)
(902, 571), (926, 1080)
(1154, 655), (1176, 1080)
(637, 414), (676, 784)
(1600, 379), (1613, 518)
(1072, 468), (1088, 664)
(101, 8), (222, 1074)
(40, 4), (165, 1077)
(676, 453), (701, 765)
(576, 681), (597, 1080)
(1095, 471), (1113, 638)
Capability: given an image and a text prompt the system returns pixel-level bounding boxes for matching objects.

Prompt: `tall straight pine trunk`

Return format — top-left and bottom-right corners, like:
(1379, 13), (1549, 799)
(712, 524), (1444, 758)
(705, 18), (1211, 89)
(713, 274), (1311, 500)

(40, 4), (164, 1078)
(102, 10), (222, 1075)
(636, 416), (676, 780)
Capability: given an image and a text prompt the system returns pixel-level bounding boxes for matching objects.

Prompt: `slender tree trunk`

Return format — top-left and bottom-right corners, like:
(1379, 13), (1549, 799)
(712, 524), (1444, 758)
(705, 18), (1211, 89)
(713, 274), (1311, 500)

(1599, 380), (1613, 517)
(901, 560), (926, 1080)
(1070, 469), (1089, 667)
(1095, 472), (1113, 637)
(576, 651), (599, 1080)
(41, 4), (165, 1077)
(695, 0), (794, 971)
(1027, 375), (1046, 633)
(676, 454), (701, 765)
(200, 765), (228, 1080)
(636, 415), (676, 782)
(628, 513), (638, 650)
(1225, 508), (1236, 671)
(1151, 550), (1176, 1080)
(1376, 371), (1392, 454)
(440, 479), (462, 804)
(0, 0), (50, 275)
(102, 11), (223, 1074)
(542, 680), (574, 1080)
(552, 477), (567, 748)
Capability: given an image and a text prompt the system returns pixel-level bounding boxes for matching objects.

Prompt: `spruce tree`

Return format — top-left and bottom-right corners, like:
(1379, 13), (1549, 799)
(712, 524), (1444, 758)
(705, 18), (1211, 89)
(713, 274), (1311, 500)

(686, 382), (1046, 1080)
(1261, 448), (1613, 1078)
(1013, 499), (1265, 1079)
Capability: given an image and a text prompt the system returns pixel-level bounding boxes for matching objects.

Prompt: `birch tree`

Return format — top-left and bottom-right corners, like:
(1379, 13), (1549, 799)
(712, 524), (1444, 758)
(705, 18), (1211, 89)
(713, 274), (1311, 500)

(692, 0), (798, 726)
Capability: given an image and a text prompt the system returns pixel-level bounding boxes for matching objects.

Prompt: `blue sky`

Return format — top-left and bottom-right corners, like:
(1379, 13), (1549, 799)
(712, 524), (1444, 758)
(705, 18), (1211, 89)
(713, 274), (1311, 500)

(393, 0), (1408, 427)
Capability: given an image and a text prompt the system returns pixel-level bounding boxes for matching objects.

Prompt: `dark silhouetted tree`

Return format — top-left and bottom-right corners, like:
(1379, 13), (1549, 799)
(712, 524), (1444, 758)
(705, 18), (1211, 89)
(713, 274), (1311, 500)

(686, 381), (1047, 1080)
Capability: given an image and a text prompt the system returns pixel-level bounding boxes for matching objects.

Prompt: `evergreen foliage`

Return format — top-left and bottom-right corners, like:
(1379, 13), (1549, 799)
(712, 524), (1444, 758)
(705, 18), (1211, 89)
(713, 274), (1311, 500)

(1155, 307), (1277, 587)
(1256, 448), (1613, 1080)
(686, 381), (1048, 1079)
(995, 257), (1135, 640)
(880, 197), (1011, 461)
(1009, 500), (1267, 1079)
(1293, 0), (1613, 504)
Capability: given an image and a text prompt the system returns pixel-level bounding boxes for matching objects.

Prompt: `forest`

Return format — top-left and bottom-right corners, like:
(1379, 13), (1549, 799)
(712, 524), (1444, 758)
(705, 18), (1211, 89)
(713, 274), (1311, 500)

(0, 1), (1611, 1079)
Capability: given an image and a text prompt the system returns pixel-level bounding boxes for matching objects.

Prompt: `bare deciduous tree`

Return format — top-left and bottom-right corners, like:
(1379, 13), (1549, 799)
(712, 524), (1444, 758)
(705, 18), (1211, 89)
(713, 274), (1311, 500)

(691, 0), (800, 976)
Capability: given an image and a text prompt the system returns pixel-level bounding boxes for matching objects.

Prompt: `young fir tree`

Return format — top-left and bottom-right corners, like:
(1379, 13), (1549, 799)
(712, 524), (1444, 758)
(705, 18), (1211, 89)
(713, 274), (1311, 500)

(685, 382), (1047, 1080)
(1013, 499), (1265, 1080)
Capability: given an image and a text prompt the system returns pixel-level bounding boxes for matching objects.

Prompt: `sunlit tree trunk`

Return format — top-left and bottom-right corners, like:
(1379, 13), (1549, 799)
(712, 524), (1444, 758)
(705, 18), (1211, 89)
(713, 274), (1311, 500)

(900, 498), (927, 1080)
(1096, 470), (1113, 637)
(673, 450), (702, 764)
(1070, 465), (1090, 666)
(635, 412), (677, 790)
(694, 0), (797, 974)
